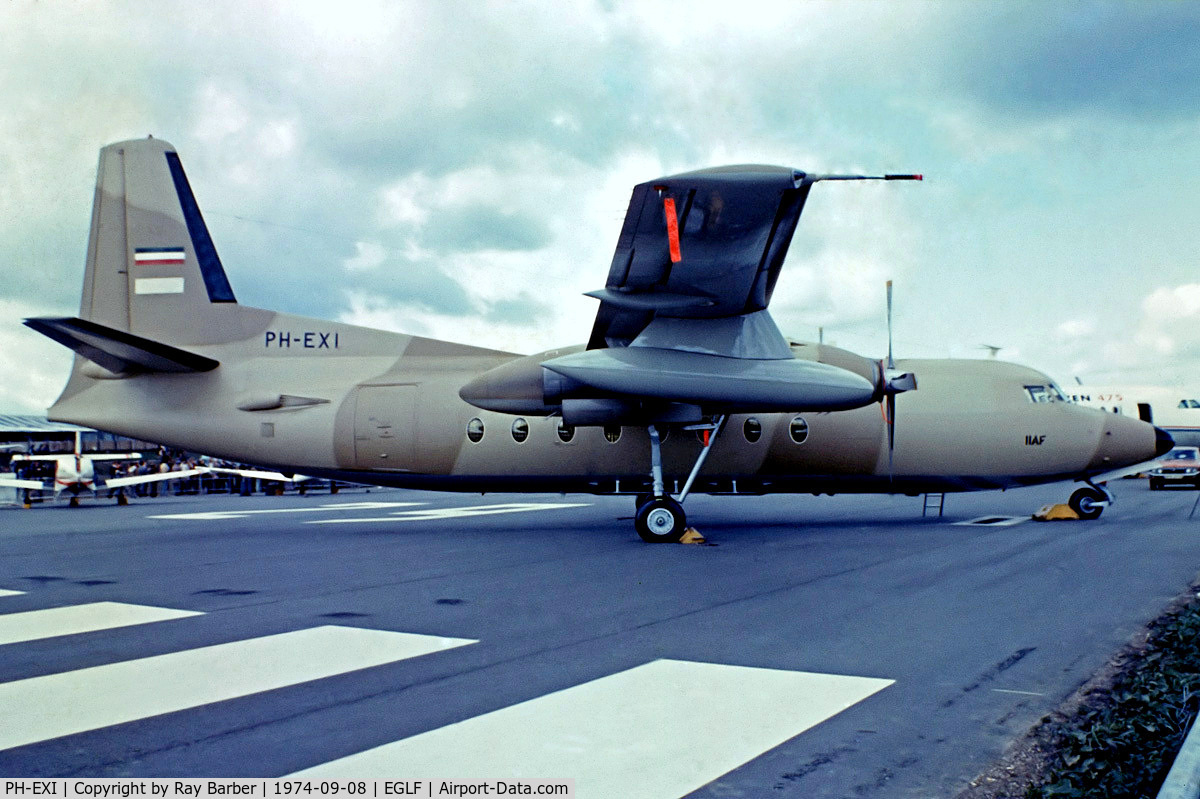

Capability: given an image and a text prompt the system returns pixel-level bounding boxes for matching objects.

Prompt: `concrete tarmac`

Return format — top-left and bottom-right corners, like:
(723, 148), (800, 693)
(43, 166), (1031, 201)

(1, 479), (1198, 797)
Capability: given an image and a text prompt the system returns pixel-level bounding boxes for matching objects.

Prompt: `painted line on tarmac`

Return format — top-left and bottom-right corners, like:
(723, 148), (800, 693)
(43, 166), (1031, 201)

(308, 502), (591, 525)
(0, 625), (475, 751)
(953, 515), (1028, 527)
(0, 602), (200, 646)
(0, 589), (24, 598)
(148, 501), (424, 521)
(291, 658), (893, 797)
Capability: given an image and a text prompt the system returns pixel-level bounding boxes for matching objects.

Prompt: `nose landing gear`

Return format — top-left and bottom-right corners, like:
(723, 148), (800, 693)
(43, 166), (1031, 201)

(1069, 484), (1110, 520)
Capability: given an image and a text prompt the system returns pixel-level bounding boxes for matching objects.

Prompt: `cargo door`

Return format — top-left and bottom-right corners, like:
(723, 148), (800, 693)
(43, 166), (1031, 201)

(354, 385), (417, 469)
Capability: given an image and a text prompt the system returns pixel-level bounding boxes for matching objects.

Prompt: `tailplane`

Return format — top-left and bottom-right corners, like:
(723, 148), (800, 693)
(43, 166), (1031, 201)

(24, 316), (218, 375)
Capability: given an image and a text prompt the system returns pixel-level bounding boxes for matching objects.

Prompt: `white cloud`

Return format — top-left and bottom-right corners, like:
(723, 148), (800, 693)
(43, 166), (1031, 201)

(0, 299), (74, 414)
(5, 0), (1200, 411)
(342, 241), (388, 272)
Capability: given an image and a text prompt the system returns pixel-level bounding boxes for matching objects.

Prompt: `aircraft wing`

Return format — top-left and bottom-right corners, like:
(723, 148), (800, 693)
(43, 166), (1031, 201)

(586, 165), (815, 350)
(0, 476), (47, 490)
(462, 165), (919, 421)
(104, 468), (207, 489)
(200, 467), (313, 482)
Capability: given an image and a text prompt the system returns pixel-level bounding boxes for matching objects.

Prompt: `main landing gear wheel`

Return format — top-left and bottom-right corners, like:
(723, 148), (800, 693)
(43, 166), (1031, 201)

(1069, 486), (1106, 520)
(635, 497), (686, 543)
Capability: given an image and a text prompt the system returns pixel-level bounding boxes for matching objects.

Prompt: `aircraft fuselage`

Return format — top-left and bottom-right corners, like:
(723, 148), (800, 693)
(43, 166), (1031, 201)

(47, 309), (1158, 498)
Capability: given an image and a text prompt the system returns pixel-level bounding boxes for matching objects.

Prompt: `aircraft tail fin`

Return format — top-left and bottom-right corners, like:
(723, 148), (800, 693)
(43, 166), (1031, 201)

(77, 137), (242, 344)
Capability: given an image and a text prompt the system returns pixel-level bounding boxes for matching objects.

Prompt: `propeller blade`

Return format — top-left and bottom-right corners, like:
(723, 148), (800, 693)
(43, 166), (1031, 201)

(887, 392), (896, 479)
(886, 279), (894, 371)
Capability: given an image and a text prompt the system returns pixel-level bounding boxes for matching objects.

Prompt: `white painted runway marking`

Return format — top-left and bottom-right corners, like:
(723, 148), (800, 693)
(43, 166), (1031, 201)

(992, 688), (1046, 697)
(0, 602), (201, 646)
(0, 589), (24, 598)
(308, 502), (591, 525)
(0, 625), (475, 751)
(149, 501), (423, 521)
(292, 658), (893, 798)
(953, 515), (1028, 527)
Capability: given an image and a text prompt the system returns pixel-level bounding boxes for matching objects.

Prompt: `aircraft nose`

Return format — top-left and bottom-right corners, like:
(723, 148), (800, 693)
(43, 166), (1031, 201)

(1156, 426), (1175, 457)
(1087, 413), (1166, 471)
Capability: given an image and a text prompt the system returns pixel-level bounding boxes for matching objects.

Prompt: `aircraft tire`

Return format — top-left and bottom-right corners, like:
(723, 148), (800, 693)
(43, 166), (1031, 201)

(1069, 486), (1105, 520)
(635, 497), (686, 543)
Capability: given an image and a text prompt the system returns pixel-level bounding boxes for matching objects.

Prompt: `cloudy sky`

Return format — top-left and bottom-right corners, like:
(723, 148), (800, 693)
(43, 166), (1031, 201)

(3, 0), (1200, 412)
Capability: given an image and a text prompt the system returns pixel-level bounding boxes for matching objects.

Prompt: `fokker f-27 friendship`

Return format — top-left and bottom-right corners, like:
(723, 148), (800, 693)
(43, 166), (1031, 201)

(24, 139), (1170, 540)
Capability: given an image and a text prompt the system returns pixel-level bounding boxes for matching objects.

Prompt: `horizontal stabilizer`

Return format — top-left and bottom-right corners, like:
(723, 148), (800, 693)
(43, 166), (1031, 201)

(24, 317), (219, 374)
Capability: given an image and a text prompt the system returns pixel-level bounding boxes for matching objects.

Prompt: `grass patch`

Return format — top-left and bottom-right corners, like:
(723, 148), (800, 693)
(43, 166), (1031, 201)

(961, 586), (1200, 798)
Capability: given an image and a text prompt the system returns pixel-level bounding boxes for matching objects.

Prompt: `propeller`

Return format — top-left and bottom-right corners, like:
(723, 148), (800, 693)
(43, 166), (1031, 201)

(880, 280), (918, 478)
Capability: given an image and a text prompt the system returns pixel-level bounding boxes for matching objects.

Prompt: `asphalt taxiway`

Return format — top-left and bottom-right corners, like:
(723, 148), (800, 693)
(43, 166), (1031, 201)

(1, 481), (1199, 797)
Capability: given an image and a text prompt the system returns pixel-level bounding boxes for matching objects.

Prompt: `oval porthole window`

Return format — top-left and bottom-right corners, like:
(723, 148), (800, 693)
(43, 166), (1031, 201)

(466, 417), (484, 443)
(789, 416), (809, 444)
(557, 420), (575, 443)
(511, 417), (529, 443)
(743, 417), (762, 443)
(604, 425), (622, 443)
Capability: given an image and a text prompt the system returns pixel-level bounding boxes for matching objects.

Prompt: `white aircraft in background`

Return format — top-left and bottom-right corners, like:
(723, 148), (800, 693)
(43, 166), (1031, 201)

(0, 431), (311, 506)
(1066, 385), (1200, 447)
(0, 431), (205, 505)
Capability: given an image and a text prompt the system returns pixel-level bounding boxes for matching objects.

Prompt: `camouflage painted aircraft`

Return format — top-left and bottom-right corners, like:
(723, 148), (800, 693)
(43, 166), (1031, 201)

(23, 138), (1171, 540)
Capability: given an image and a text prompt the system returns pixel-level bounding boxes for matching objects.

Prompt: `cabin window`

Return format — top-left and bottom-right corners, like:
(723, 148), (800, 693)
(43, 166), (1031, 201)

(511, 418), (529, 443)
(1180, 399), (1200, 409)
(743, 417), (762, 443)
(557, 420), (575, 443)
(789, 416), (809, 444)
(466, 418), (484, 443)
(604, 425), (621, 443)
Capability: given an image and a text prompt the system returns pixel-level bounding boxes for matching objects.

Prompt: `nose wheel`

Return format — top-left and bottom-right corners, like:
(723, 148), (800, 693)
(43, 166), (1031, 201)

(1069, 485), (1108, 520)
(635, 496), (687, 543)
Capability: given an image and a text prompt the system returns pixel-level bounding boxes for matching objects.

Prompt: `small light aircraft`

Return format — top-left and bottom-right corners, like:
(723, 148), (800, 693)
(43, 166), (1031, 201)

(22, 139), (1171, 539)
(0, 430), (186, 505)
(0, 429), (309, 505)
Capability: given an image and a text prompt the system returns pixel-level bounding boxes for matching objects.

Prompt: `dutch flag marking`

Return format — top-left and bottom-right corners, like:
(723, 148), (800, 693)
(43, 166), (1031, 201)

(134, 247), (186, 266)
